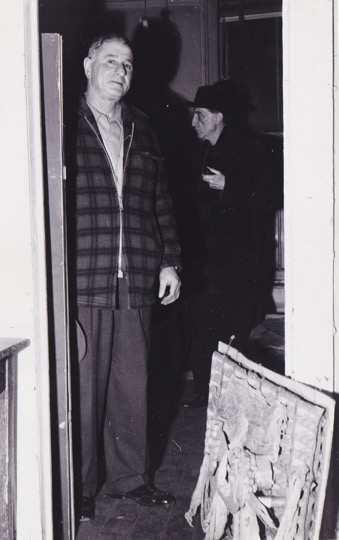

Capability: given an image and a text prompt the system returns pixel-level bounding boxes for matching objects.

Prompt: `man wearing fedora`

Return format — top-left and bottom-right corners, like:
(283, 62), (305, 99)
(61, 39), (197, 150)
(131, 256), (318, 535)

(182, 79), (277, 408)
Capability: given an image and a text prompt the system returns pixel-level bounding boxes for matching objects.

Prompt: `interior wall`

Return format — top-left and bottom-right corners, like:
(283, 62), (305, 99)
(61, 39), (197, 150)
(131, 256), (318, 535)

(0, 1), (53, 538)
(283, 0), (335, 392)
(84, 0), (219, 101)
(103, 2), (203, 100)
(335, 0), (339, 395)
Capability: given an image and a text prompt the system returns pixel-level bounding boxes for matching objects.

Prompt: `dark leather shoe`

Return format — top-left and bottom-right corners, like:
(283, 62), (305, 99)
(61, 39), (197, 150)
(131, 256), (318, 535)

(80, 496), (95, 522)
(181, 395), (208, 408)
(108, 483), (175, 506)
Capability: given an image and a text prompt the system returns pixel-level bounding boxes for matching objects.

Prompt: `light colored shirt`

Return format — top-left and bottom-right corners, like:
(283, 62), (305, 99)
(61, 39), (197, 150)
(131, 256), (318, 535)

(86, 99), (124, 198)
(86, 99), (125, 277)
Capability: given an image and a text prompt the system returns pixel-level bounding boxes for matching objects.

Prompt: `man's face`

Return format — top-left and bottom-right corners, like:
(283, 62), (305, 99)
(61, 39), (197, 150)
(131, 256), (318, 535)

(84, 39), (133, 101)
(192, 107), (221, 142)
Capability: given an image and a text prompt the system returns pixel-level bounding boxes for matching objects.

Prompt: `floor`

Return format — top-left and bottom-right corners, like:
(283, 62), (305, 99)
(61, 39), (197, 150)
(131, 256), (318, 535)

(75, 388), (208, 540)
(74, 316), (338, 540)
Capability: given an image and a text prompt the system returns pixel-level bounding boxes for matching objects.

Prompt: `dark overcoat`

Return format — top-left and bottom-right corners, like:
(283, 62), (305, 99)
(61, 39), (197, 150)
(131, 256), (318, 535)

(186, 124), (277, 297)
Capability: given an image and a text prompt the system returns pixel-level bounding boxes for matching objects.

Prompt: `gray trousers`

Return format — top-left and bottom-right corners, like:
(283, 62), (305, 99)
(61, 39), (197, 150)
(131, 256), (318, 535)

(76, 279), (152, 497)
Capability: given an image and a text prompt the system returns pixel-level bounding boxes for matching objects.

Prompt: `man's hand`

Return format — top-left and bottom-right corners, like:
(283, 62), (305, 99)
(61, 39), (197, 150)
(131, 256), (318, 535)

(158, 267), (181, 305)
(202, 167), (225, 190)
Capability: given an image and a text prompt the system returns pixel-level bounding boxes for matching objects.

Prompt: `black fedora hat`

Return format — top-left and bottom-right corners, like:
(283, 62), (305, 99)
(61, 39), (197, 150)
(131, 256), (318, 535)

(188, 82), (226, 113)
(189, 79), (252, 119)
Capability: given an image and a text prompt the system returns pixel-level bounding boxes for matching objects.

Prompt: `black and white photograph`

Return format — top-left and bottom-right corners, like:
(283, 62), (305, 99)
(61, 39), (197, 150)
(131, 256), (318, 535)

(0, 1), (338, 539)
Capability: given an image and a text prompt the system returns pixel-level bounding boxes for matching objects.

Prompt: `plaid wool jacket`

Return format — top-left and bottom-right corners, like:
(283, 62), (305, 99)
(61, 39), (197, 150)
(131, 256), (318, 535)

(73, 96), (181, 309)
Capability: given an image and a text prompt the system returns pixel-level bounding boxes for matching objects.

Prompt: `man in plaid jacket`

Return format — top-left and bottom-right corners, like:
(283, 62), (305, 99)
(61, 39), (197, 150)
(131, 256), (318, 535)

(71, 33), (181, 522)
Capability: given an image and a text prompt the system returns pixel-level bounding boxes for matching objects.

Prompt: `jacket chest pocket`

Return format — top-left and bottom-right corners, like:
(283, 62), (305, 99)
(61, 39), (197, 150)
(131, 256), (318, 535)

(133, 151), (162, 181)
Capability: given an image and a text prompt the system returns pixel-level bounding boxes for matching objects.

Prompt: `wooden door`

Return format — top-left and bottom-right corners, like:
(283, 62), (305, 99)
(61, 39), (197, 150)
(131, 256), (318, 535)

(41, 33), (75, 540)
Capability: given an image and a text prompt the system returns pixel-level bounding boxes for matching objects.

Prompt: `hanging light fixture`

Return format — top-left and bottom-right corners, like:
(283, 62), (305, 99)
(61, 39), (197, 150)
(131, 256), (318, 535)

(139, 0), (149, 28)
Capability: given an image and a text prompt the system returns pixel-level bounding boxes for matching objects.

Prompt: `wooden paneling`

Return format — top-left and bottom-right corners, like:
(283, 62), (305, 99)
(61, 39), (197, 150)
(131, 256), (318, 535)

(0, 339), (29, 540)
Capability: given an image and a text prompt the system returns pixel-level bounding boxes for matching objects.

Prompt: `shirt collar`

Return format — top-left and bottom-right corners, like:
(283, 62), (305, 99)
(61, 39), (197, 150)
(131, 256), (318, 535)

(85, 95), (122, 127)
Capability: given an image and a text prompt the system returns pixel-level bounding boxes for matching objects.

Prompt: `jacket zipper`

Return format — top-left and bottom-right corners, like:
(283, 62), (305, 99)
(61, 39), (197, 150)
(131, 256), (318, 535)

(84, 116), (134, 286)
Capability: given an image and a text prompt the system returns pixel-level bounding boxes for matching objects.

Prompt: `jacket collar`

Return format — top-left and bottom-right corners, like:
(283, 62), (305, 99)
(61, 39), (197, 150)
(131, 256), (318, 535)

(79, 95), (137, 168)
(79, 94), (136, 140)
